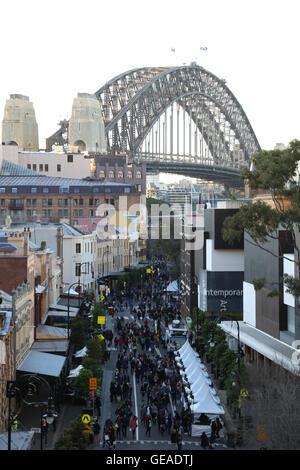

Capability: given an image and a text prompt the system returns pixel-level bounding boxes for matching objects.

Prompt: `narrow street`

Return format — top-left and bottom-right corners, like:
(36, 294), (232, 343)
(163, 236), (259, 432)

(88, 268), (229, 451)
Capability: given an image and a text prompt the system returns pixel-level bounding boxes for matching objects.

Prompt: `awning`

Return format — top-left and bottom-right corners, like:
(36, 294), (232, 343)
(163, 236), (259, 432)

(36, 325), (68, 340)
(42, 309), (78, 325)
(74, 346), (87, 358)
(31, 340), (68, 353)
(17, 350), (66, 377)
(219, 320), (300, 376)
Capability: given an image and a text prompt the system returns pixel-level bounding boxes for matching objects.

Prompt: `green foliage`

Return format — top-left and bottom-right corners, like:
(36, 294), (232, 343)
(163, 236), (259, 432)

(54, 418), (89, 450)
(69, 315), (88, 350)
(252, 277), (266, 291)
(222, 140), (300, 298)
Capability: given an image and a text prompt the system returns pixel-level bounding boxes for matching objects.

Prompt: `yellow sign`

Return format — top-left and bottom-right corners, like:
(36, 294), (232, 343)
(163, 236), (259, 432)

(82, 414), (91, 424)
(89, 378), (97, 390)
(98, 334), (104, 341)
(97, 316), (106, 325)
(146, 268), (151, 274)
(83, 425), (91, 434)
(240, 389), (248, 398)
(100, 295), (105, 302)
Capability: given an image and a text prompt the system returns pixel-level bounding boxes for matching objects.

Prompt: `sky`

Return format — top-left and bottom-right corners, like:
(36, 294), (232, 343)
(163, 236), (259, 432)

(1, 0), (299, 178)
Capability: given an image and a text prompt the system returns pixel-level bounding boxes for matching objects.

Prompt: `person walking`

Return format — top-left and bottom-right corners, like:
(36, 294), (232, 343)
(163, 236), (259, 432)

(145, 415), (152, 437)
(93, 419), (100, 445)
(200, 431), (210, 450)
(129, 415), (138, 440)
(177, 429), (183, 450)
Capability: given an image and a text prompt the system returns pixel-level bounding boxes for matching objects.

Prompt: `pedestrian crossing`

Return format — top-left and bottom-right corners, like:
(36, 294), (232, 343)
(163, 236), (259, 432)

(98, 439), (228, 448)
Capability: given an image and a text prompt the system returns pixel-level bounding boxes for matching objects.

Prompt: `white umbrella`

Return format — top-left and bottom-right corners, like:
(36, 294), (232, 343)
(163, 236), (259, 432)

(67, 364), (83, 378)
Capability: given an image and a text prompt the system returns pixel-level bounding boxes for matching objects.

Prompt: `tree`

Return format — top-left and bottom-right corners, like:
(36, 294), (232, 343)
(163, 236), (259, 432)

(69, 315), (88, 350)
(54, 418), (89, 450)
(222, 140), (300, 298)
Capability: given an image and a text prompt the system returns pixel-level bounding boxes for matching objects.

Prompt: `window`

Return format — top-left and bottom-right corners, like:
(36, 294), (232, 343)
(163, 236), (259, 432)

(43, 188), (49, 193)
(58, 199), (62, 207)
(45, 164), (49, 172)
(137, 184), (142, 192)
(27, 210), (31, 217)
(79, 198), (83, 206)
(33, 164), (37, 171)
(48, 199), (52, 206)
(48, 209), (52, 217)
(105, 188), (111, 193)
(73, 210), (78, 217)
(39, 164), (43, 172)
(89, 209), (94, 217)
(99, 170), (105, 178)
(75, 263), (81, 277)
(136, 170), (142, 179)
(42, 199), (47, 207)
(89, 199), (93, 206)
(94, 199), (99, 206)
(0, 188), (5, 193)
(64, 199), (68, 206)
(67, 154), (73, 163)
(124, 187), (130, 193)
(76, 243), (81, 253)
(1, 199), (5, 207)
(109, 170), (115, 178)
(58, 209), (63, 218)
(32, 209), (37, 216)
(93, 187), (99, 193)
(27, 200), (31, 207)
(12, 188), (18, 193)
(79, 209), (83, 217)
(74, 188), (80, 193)
(57, 164), (61, 172)
(31, 188), (37, 193)
(27, 164), (31, 170)
(127, 171), (133, 178)
(73, 199), (78, 207)
(32, 199), (37, 208)
(43, 209), (47, 217)
(118, 170), (123, 178)
(64, 209), (68, 217)
(1, 209), (5, 217)
(61, 187), (69, 193)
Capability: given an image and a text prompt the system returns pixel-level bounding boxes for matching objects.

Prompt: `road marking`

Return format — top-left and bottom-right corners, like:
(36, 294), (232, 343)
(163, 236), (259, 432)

(132, 372), (139, 441)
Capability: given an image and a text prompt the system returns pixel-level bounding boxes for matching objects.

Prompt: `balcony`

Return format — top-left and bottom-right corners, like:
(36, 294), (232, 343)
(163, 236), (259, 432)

(9, 203), (24, 211)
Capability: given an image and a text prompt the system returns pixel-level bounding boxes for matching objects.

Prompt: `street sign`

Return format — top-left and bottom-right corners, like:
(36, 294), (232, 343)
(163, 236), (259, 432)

(89, 391), (95, 398)
(83, 424), (91, 434)
(89, 378), (97, 390)
(100, 295), (105, 302)
(97, 316), (106, 325)
(82, 414), (91, 424)
(240, 389), (248, 397)
(186, 316), (192, 325)
(30, 427), (41, 434)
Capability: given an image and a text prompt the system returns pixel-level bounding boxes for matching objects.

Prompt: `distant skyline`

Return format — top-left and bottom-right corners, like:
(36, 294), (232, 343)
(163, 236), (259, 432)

(1, 0), (299, 154)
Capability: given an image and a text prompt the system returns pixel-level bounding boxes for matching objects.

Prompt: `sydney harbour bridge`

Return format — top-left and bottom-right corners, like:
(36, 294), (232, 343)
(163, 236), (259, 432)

(49, 65), (261, 186)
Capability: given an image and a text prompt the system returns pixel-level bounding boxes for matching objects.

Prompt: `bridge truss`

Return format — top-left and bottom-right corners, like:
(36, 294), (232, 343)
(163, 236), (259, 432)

(94, 65), (261, 172)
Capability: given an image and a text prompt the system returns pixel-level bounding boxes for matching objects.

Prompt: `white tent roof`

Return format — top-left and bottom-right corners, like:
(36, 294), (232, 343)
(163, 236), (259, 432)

(165, 280), (179, 292)
(176, 340), (224, 415)
(74, 346), (87, 358)
(17, 350), (66, 377)
(67, 364), (83, 378)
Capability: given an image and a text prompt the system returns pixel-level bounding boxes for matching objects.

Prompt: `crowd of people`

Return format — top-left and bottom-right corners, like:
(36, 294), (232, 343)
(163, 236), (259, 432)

(97, 262), (223, 450)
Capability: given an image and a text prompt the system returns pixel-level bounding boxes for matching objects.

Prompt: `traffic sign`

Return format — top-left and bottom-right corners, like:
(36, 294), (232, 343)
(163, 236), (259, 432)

(89, 378), (97, 390)
(82, 414), (91, 424)
(83, 424), (91, 434)
(97, 316), (106, 325)
(186, 316), (192, 325)
(240, 389), (248, 397)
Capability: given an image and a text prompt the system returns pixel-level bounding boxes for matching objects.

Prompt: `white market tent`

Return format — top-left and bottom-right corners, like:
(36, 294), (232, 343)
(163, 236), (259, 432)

(74, 346), (87, 358)
(176, 340), (224, 416)
(67, 364), (83, 378)
(165, 280), (179, 292)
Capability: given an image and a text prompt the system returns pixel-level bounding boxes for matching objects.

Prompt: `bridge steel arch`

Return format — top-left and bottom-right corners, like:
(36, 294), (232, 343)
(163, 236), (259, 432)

(95, 65), (261, 174)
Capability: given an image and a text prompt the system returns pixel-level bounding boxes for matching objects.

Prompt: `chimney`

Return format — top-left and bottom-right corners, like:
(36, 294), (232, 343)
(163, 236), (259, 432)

(23, 227), (29, 256)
